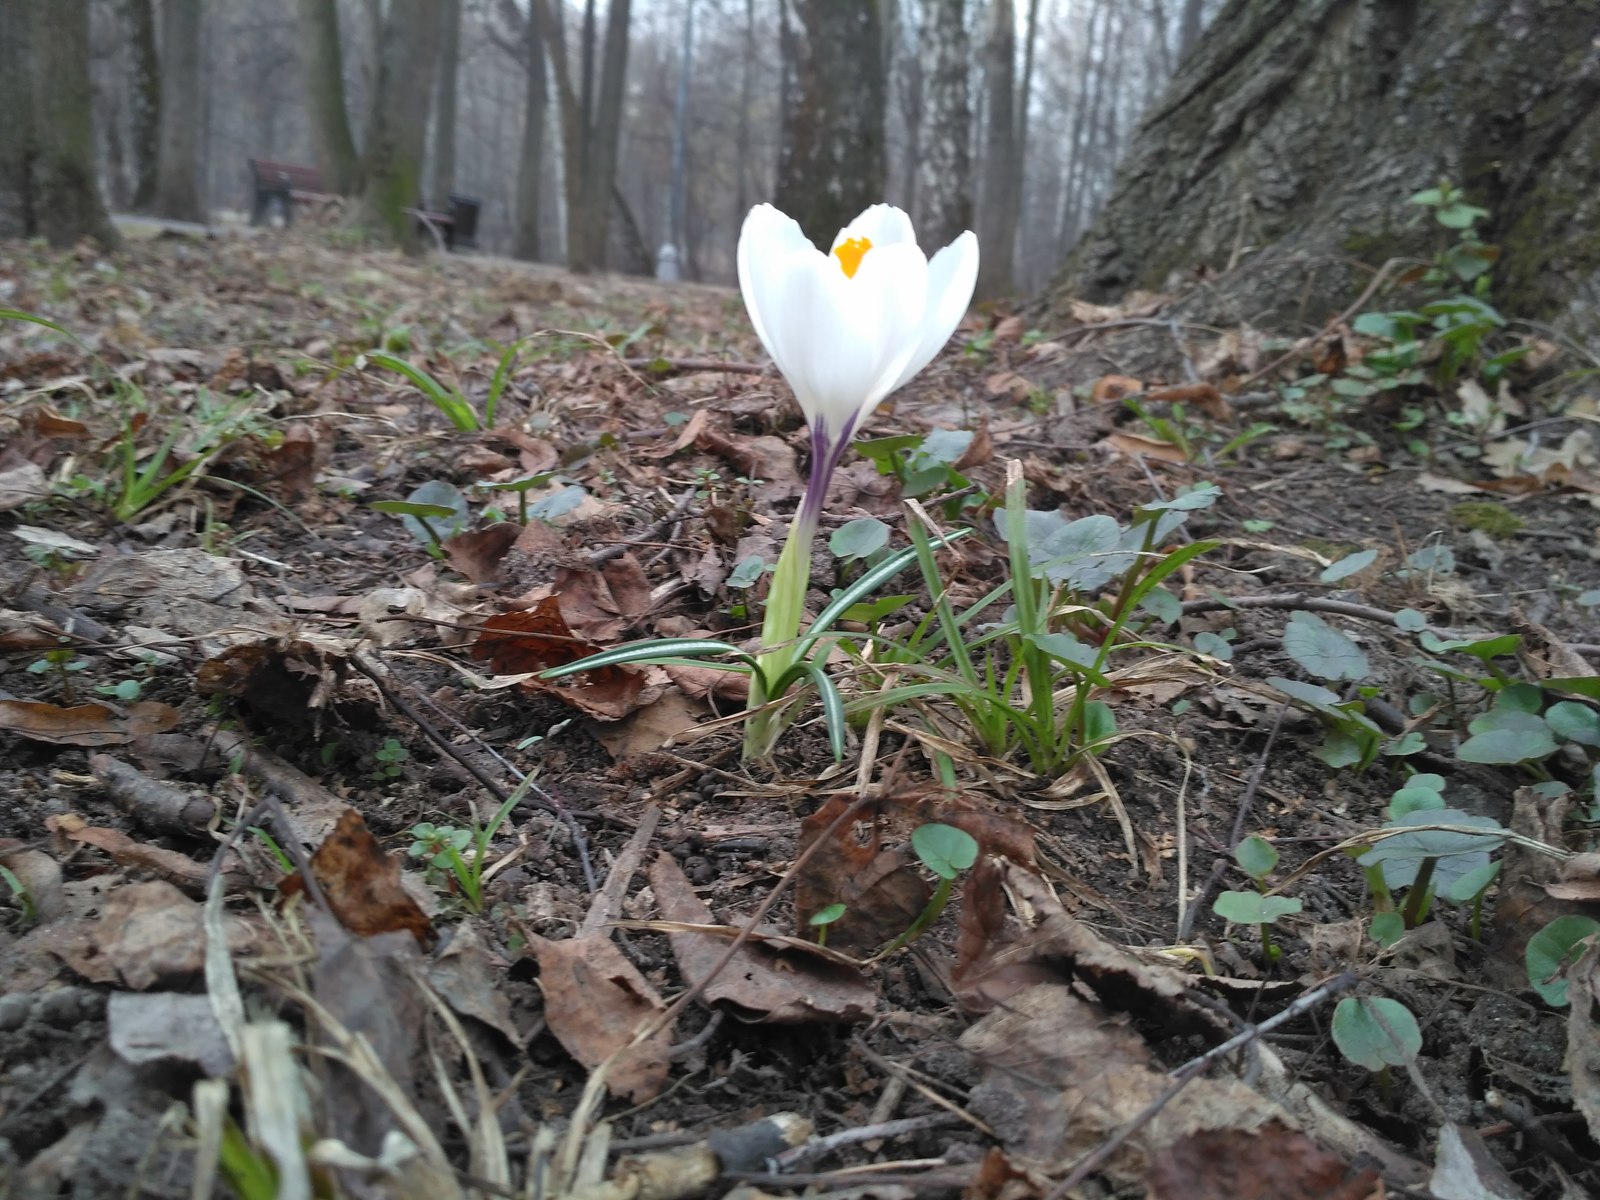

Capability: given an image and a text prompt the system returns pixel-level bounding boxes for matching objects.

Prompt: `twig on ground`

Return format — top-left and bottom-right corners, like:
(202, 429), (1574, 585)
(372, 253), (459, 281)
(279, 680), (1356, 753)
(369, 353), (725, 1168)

(1046, 972), (1359, 1198)
(592, 488), (695, 566)
(621, 356), (768, 377)
(772, 1113), (966, 1170)
(1177, 702), (1286, 943)
(1180, 591), (1446, 631)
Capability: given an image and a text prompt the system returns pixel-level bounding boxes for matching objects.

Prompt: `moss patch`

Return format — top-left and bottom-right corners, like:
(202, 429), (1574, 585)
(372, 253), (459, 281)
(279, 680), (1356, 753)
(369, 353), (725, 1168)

(1448, 500), (1525, 538)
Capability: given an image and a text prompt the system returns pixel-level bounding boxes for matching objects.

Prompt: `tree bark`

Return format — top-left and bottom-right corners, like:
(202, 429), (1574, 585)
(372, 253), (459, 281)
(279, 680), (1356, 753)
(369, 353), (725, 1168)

(915, 0), (971, 254)
(429, 0), (461, 209)
(1177, 0), (1204, 60)
(577, 0), (631, 272)
(775, 0), (887, 249)
(128, 0), (160, 210)
(294, 0), (358, 194)
(355, 0), (442, 252)
(533, 0), (583, 263)
(513, 0), (547, 260)
(4, 0), (121, 249)
(1045, 0), (1600, 344)
(975, 0), (1017, 297)
(153, 0), (203, 222)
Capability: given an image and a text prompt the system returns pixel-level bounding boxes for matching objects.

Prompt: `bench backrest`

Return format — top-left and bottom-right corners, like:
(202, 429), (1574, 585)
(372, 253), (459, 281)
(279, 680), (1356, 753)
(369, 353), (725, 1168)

(249, 159), (325, 194)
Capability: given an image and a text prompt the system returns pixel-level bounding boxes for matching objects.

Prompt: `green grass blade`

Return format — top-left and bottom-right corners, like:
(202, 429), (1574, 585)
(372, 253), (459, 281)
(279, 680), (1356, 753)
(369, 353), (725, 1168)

(804, 662), (847, 762)
(365, 350), (479, 431)
(537, 638), (752, 678)
(0, 308), (85, 346)
(485, 342), (521, 427)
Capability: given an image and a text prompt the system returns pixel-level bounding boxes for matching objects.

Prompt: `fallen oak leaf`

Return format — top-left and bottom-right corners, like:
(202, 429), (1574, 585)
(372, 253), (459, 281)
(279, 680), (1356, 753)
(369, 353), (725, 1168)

(470, 595), (657, 720)
(47, 813), (243, 897)
(0, 698), (176, 747)
(279, 808), (435, 949)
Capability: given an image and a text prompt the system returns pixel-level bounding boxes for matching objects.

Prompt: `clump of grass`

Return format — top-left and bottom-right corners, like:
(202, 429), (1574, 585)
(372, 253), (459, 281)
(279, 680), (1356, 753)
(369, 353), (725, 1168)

(1448, 500), (1524, 538)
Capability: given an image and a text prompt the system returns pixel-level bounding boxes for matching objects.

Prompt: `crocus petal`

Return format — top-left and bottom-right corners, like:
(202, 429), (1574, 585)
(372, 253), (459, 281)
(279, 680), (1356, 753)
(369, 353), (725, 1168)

(830, 204), (916, 253)
(889, 230), (979, 394)
(737, 204), (813, 365)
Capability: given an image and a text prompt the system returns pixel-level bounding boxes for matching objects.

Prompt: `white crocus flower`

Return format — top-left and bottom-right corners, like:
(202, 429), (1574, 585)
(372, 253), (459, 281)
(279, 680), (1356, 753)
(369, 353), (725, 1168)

(736, 202), (978, 758)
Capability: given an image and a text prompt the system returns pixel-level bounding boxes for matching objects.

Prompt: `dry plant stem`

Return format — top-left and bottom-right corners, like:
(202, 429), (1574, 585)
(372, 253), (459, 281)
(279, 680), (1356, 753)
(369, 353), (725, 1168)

(591, 488), (695, 567)
(1237, 258), (1402, 388)
(1046, 971), (1359, 1198)
(772, 1113), (965, 1170)
(1177, 703), (1287, 942)
(1179, 592), (1435, 629)
(620, 356), (767, 376)
(848, 1039), (996, 1137)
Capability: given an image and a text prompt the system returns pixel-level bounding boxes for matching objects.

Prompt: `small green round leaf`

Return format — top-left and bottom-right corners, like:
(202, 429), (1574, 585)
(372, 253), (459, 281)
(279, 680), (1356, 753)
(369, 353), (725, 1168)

(1526, 915), (1600, 1007)
(1212, 890), (1301, 925)
(1369, 912), (1405, 948)
(1546, 701), (1600, 748)
(809, 902), (847, 928)
(1331, 996), (1422, 1071)
(1234, 836), (1278, 880)
(1320, 549), (1377, 583)
(1387, 786), (1445, 820)
(829, 517), (891, 563)
(1282, 611), (1370, 681)
(911, 823), (979, 880)
(1394, 608), (1429, 633)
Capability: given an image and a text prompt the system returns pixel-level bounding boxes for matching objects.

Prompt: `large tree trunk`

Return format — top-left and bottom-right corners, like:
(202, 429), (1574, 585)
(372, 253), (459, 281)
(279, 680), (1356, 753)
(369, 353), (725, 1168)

(576, 0), (631, 272)
(3, 0), (121, 249)
(355, 0), (442, 252)
(974, 0), (1017, 297)
(153, 0), (203, 222)
(914, 0), (971, 254)
(128, 0), (160, 210)
(1047, 0), (1600, 345)
(294, 0), (358, 194)
(775, 0), (886, 249)
(513, 0), (547, 261)
(429, 0), (461, 209)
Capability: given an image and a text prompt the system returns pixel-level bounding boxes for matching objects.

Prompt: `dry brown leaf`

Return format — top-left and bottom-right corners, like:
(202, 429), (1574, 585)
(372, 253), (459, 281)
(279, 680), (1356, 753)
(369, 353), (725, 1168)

(694, 425), (802, 501)
(1146, 1124), (1381, 1200)
(525, 931), (674, 1102)
(962, 983), (1283, 1181)
(47, 813), (237, 897)
(427, 919), (521, 1044)
(279, 808), (435, 949)
(0, 461), (49, 512)
(0, 698), (175, 747)
(589, 688), (705, 760)
(443, 521), (521, 584)
(648, 853), (876, 1024)
(793, 794), (929, 956)
(1091, 374), (1144, 404)
(1568, 939), (1600, 1142)
(0, 840), (65, 922)
(63, 880), (259, 990)
(471, 594), (658, 719)
(1101, 431), (1190, 464)
(1147, 383), (1230, 420)
(554, 553), (653, 641)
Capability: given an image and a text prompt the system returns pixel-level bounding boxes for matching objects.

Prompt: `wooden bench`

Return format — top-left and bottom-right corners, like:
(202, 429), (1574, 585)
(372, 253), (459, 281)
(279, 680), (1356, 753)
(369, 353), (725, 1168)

(246, 157), (480, 250)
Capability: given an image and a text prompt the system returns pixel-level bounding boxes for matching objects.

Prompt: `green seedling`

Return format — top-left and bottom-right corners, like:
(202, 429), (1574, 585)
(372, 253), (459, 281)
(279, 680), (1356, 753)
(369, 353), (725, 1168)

(809, 903), (847, 948)
(406, 776), (532, 914)
(881, 824), (979, 955)
(1331, 995), (1422, 1103)
(1213, 834), (1301, 962)
(1358, 804), (1505, 929)
(1, 865), (37, 925)
(370, 500), (457, 555)
(94, 677), (143, 702)
(371, 738), (410, 780)
(829, 517), (891, 567)
(28, 646), (90, 703)
(476, 469), (561, 524)
(1526, 915), (1600, 1007)
(362, 341), (522, 432)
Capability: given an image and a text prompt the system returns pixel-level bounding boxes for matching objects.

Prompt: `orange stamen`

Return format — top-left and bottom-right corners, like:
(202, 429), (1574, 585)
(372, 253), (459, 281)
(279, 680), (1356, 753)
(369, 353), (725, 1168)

(833, 236), (872, 278)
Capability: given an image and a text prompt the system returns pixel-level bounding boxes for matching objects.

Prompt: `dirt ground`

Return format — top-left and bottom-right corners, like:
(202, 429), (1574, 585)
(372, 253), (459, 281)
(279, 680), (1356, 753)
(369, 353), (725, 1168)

(1, 226), (1598, 1199)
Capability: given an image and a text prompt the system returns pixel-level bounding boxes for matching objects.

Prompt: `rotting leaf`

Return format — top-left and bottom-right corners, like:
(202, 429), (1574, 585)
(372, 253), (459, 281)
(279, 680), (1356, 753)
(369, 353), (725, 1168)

(0, 699), (177, 747)
(471, 594), (656, 720)
(443, 522), (521, 584)
(279, 808), (435, 949)
(647, 853), (875, 1024)
(525, 931), (674, 1102)
(1145, 1124), (1382, 1200)
(793, 794), (929, 956)
(553, 553), (653, 641)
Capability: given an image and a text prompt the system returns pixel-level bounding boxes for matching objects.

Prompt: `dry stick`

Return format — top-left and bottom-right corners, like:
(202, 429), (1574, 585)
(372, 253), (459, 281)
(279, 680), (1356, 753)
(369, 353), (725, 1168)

(771, 1113), (965, 1171)
(1176, 703), (1288, 943)
(1236, 258), (1404, 389)
(1045, 971), (1360, 1199)
(620, 356), (767, 377)
(348, 651), (599, 892)
(1180, 591), (1449, 631)
(591, 488), (696, 566)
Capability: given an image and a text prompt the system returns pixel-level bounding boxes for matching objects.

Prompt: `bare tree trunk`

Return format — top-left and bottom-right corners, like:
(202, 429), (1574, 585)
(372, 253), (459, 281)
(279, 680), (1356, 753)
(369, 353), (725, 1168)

(915, 0), (971, 253)
(891, 0), (922, 217)
(513, 1), (547, 261)
(533, 0), (583, 263)
(153, 0), (203, 222)
(429, 0), (461, 209)
(128, 0), (159, 210)
(1046, 0), (1600, 345)
(667, 0), (693, 256)
(5, 0), (121, 249)
(1177, 0), (1203, 60)
(294, 0), (358, 194)
(733, 0), (755, 221)
(577, 0), (631, 272)
(975, 0), (1017, 297)
(776, 0), (886, 249)
(1016, 0), (1041, 161)
(355, 0), (442, 251)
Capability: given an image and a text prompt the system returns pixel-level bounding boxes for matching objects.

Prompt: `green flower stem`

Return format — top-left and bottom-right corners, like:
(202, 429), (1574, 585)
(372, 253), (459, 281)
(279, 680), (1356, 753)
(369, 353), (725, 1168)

(743, 507), (819, 759)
